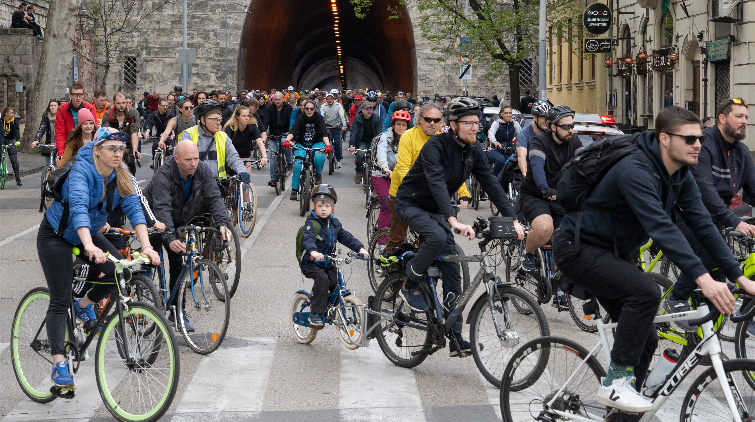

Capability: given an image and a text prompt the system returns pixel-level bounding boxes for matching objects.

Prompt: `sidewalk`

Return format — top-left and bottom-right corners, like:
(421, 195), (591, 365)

(16, 150), (47, 177)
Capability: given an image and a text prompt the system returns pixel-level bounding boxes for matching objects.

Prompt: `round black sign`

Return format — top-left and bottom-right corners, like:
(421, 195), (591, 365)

(583, 2), (611, 35)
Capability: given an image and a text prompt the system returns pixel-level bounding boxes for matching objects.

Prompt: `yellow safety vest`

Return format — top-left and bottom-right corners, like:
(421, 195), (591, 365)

(180, 125), (228, 177)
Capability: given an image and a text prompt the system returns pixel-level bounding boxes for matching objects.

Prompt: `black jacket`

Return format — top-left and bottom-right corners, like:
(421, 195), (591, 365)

(349, 112), (381, 147)
(150, 110), (173, 138)
(690, 125), (755, 230)
(300, 211), (364, 272)
(11, 11), (26, 28)
(291, 112), (328, 145)
(34, 113), (54, 147)
(558, 130), (743, 283)
(145, 159), (228, 245)
(396, 130), (516, 220)
(259, 102), (293, 136)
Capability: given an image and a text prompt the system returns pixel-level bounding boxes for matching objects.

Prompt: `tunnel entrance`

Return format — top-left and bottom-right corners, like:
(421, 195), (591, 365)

(238, 0), (416, 93)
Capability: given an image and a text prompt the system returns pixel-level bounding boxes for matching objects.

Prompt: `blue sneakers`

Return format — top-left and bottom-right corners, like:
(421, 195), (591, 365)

(51, 361), (75, 388)
(169, 310), (195, 333)
(399, 286), (429, 312)
(308, 313), (324, 328)
(521, 252), (538, 272)
(74, 298), (98, 331)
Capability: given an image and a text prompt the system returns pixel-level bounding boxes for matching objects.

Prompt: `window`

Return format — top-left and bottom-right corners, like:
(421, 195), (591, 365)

(590, 54), (595, 81)
(123, 56), (137, 86)
(568, 20), (573, 82)
(663, 13), (674, 47)
(520, 58), (534, 90)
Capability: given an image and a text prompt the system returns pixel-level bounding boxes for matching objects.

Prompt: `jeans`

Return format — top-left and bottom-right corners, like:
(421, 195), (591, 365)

(354, 142), (370, 174)
(304, 265), (338, 314)
(330, 127), (343, 161)
(553, 230), (660, 387)
(292, 142), (326, 190)
(486, 149), (507, 178)
(38, 216), (123, 355)
(395, 198), (463, 334)
(268, 137), (294, 180)
(371, 176), (391, 243)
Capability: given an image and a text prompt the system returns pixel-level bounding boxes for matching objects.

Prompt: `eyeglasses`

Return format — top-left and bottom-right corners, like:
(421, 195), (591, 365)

(304, 107), (315, 111)
(456, 120), (480, 127)
(71, 92), (84, 98)
(732, 98), (749, 107)
(101, 145), (125, 154)
(556, 124), (575, 130)
(423, 117), (442, 124)
(204, 116), (222, 122)
(666, 133), (705, 145)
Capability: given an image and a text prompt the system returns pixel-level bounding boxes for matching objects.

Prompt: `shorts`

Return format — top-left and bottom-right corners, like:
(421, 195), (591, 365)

(519, 192), (566, 229)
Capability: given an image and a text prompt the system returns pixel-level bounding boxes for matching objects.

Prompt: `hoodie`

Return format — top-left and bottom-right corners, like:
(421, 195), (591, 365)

(558, 130), (743, 283)
(299, 211), (364, 272)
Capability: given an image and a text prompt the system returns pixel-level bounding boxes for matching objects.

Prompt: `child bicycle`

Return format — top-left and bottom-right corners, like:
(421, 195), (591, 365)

(291, 250), (371, 349)
(500, 287), (755, 422)
(11, 248), (180, 422)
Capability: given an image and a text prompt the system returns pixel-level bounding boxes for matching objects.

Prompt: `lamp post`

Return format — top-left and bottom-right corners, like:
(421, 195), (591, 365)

(225, 8), (248, 92)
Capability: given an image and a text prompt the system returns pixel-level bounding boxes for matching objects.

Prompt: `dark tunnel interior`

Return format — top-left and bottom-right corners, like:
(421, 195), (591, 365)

(238, 0), (416, 93)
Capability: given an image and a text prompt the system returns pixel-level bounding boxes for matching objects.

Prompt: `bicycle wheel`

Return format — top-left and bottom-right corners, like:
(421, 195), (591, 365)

(153, 150), (163, 173)
(273, 154), (282, 195)
(680, 359), (755, 421)
(40, 166), (54, 211)
(501, 336), (606, 422)
(473, 178), (481, 210)
(212, 225), (241, 298)
(456, 243), (471, 292)
(373, 272), (432, 368)
(125, 275), (164, 337)
(734, 299), (755, 388)
(328, 151), (335, 175)
(337, 295), (364, 350)
(363, 170), (371, 209)
(11, 287), (57, 403)
(367, 228), (391, 293)
(291, 292), (318, 344)
(278, 154), (287, 194)
(659, 256), (680, 282)
(1, 153), (6, 190)
(366, 197), (380, 242)
(566, 294), (611, 333)
(469, 286), (550, 387)
(96, 301), (179, 422)
(177, 259), (230, 354)
(237, 182), (258, 237)
(299, 167), (311, 217)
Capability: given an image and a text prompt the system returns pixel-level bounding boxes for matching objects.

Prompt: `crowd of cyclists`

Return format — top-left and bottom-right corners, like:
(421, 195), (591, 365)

(14, 74), (755, 419)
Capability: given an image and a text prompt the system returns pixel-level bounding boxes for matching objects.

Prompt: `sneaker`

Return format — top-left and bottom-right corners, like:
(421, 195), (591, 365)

(290, 190), (298, 201)
(449, 334), (472, 357)
(74, 298), (97, 324)
(314, 174), (322, 184)
(354, 171), (362, 184)
(552, 294), (568, 310)
(51, 361), (75, 388)
(521, 252), (537, 272)
(168, 310), (195, 333)
(309, 313), (324, 328)
(598, 376), (654, 413)
(663, 294), (694, 332)
(399, 286), (429, 312)
(336, 162), (342, 169)
(16, 179), (22, 187)
(268, 180), (276, 188)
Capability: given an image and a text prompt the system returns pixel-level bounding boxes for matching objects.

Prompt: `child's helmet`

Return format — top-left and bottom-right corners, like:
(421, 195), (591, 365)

(311, 184), (338, 206)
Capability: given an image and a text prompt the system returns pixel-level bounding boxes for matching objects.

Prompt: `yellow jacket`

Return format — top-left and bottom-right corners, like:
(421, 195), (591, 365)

(389, 126), (471, 198)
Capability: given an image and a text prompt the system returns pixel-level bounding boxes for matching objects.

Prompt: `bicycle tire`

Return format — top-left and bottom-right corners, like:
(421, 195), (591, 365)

(238, 182), (258, 237)
(96, 301), (179, 422)
(368, 228), (391, 293)
(11, 287), (57, 403)
(363, 169), (371, 209)
(299, 167), (311, 217)
(734, 299), (755, 388)
(153, 150), (163, 174)
(1, 152), (6, 190)
(278, 153), (287, 194)
(366, 198), (380, 244)
(337, 295), (364, 350)
(501, 336), (606, 422)
(126, 275), (164, 337)
(566, 294), (611, 333)
(211, 225), (241, 299)
(680, 358), (755, 421)
(273, 153), (282, 195)
(291, 292), (319, 344)
(659, 255), (680, 282)
(373, 272), (432, 368)
(177, 259), (230, 354)
(40, 165), (54, 211)
(329, 151), (335, 175)
(473, 178), (481, 210)
(456, 243), (471, 292)
(469, 286), (550, 387)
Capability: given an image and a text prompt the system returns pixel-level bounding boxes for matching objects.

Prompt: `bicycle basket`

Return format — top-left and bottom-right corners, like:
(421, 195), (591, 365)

(489, 216), (517, 240)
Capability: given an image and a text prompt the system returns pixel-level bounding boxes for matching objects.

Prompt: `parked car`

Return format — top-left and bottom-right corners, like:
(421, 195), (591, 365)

(483, 107), (521, 124)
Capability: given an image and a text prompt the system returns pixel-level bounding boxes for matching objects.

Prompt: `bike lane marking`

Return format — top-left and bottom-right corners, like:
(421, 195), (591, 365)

(0, 224), (39, 249)
(239, 178), (289, 261)
(339, 342), (426, 422)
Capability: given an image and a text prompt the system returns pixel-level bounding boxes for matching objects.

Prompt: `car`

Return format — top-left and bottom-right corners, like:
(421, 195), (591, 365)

(572, 113), (625, 146)
(483, 107), (522, 124)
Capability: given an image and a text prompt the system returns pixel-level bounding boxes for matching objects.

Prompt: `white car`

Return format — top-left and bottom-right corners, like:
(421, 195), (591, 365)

(483, 107), (521, 124)
(573, 113), (624, 146)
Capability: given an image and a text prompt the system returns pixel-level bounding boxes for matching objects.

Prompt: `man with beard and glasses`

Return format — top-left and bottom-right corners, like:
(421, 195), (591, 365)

(663, 98), (755, 329)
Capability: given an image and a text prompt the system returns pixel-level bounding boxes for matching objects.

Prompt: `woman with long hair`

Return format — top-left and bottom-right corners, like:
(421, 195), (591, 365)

(31, 99), (61, 166)
(372, 111), (411, 242)
(58, 108), (96, 166)
(224, 104), (267, 173)
(192, 91), (208, 107)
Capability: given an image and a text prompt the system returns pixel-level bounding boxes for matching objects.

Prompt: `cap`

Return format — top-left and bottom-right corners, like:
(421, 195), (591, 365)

(93, 127), (127, 145)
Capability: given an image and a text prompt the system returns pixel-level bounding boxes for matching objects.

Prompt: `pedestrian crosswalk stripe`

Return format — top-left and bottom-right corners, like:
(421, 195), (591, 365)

(0, 342), (8, 355)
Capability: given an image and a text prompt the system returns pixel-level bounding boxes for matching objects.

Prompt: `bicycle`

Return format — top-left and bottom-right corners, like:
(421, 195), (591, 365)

(291, 250), (371, 349)
(1, 140), (20, 190)
(500, 288), (755, 422)
(326, 126), (337, 175)
(366, 196), (380, 242)
(11, 248), (180, 422)
(187, 212), (242, 299)
(153, 142), (174, 174)
(466, 174), (483, 210)
(352, 147), (372, 209)
(292, 144), (325, 217)
(220, 172), (258, 238)
(35, 144), (56, 212)
(370, 216), (549, 387)
(269, 134), (289, 195)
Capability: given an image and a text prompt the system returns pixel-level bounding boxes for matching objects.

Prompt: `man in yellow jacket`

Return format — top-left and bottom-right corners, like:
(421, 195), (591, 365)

(386, 103), (470, 251)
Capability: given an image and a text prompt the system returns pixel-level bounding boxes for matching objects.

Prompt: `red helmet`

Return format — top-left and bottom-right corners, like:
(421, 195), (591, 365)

(392, 110), (412, 123)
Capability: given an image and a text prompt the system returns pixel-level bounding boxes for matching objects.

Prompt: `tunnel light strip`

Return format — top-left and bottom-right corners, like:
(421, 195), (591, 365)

(331, 0), (345, 90)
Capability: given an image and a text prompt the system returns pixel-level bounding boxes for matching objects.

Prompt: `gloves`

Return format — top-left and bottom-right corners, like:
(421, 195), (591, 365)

(325, 145), (332, 154)
(283, 140), (292, 149)
(542, 188), (557, 199)
(239, 172), (251, 184)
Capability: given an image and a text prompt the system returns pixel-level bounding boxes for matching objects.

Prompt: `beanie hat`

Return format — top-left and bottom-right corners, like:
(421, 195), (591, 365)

(77, 108), (95, 126)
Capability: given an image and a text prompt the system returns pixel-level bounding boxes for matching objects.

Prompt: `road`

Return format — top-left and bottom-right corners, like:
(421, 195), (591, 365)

(0, 139), (723, 421)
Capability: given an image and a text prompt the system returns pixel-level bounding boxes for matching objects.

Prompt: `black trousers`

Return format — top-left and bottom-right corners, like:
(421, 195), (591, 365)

(672, 218), (726, 300)
(553, 230), (660, 387)
(304, 265), (338, 315)
(38, 216), (124, 355)
(5, 144), (20, 182)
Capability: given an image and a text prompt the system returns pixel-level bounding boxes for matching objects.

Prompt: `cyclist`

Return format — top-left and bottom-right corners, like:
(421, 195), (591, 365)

(383, 98), (414, 131)
(290, 96), (319, 130)
(664, 98), (755, 327)
(224, 104), (267, 174)
(148, 98), (173, 158)
(159, 98), (197, 151)
(349, 94), (363, 125)
(485, 105), (521, 178)
(31, 99), (61, 166)
(92, 89), (110, 127)
(300, 184), (368, 327)
(372, 110), (412, 237)
(101, 92), (141, 175)
(259, 91), (294, 188)
(192, 91), (208, 107)
(2, 107), (22, 186)
(284, 100), (332, 200)
(394, 97), (524, 355)
(177, 100), (250, 184)
(57, 108), (95, 166)
(552, 105), (755, 412)
(349, 98), (382, 184)
(284, 86), (299, 102)
(55, 82), (96, 158)
(515, 101), (551, 179)
(39, 127), (160, 390)
(320, 90), (348, 168)
(145, 139), (230, 332)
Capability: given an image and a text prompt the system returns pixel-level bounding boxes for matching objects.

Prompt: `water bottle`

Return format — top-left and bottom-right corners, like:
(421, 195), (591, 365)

(643, 348), (679, 397)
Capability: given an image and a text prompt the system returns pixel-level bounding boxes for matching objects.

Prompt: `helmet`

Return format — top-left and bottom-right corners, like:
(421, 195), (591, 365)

(445, 97), (481, 122)
(173, 85), (182, 93)
(330, 88), (339, 95)
(531, 100), (551, 117)
(391, 110), (412, 123)
(366, 91), (378, 102)
(310, 184), (338, 205)
(393, 99), (412, 111)
(287, 86), (294, 91)
(545, 105), (575, 127)
(194, 99), (222, 119)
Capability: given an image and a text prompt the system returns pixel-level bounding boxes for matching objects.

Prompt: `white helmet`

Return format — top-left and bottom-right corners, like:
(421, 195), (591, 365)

(287, 86), (294, 91)
(330, 88), (339, 95)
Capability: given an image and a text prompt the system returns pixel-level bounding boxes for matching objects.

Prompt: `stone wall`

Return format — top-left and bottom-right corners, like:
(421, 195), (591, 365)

(0, 1), (48, 30)
(0, 27), (41, 122)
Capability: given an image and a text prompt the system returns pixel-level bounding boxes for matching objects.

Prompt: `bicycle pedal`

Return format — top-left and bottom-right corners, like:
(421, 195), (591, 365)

(50, 385), (76, 399)
(606, 408), (642, 422)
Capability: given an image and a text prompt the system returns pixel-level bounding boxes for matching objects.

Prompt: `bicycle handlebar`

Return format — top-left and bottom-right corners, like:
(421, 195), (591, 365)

(175, 225), (221, 238)
(72, 247), (152, 266)
(313, 251), (369, 265)
(687, 287), (755, 326)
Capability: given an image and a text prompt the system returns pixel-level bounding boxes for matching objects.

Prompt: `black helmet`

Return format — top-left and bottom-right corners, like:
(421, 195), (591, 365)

(311, 184), (337, 205)
(194, 99), (222, 119)
(545, 105), (575, 127)
(393, 99), (412, 111)
(173, 85), (182, 93)
(366, 91), (378, 102)
(445, 97), (480, 122)
(531, 101), (551, 117)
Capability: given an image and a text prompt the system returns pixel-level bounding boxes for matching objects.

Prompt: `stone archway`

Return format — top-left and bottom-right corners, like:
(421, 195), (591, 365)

(237, 0), (417, 93)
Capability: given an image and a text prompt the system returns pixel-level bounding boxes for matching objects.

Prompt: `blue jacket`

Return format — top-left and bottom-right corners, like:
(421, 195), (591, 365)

(45, 142), (146, 244)
(300, 211), (364, 272)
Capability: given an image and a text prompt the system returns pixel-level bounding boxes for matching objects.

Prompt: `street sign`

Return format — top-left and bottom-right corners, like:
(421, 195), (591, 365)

(459, 54), (471, 65)
(459, 36), (471, 52)
(459, 64), (472, 80)
(73, 55), (78, 82)
(583, 2), (611, 35)
(707, 39), (729, 62)
(584, 38), (612, 53)
(178, 48), (197, 64)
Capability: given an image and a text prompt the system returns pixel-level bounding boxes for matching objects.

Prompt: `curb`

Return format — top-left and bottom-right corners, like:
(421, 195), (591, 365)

(19, 165), (46, 178)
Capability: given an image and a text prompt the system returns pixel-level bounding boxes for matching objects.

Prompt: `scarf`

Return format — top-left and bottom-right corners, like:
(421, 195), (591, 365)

(4, 116), (14, 133)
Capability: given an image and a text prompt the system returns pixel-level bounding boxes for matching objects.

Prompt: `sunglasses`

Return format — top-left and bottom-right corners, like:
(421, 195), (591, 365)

(304, 107), (315, 111)
(183, 106), (194, 110)
(732, 98), (749, 107)
(101, 145), (126, 154)
(666, 133), (705, 145)
(423, 117), (442, 124)
(556, 123), (575, 130)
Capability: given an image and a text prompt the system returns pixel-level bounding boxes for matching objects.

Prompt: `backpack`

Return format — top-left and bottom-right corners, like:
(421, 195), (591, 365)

(295, 220), (340, 262)
(369, 133), (383, 172)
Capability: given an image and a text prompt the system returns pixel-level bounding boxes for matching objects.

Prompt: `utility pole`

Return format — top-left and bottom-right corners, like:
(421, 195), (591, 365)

(182, 0), (187, 93)
(538, 0), (547, 101)
(463, 0), (469, 95)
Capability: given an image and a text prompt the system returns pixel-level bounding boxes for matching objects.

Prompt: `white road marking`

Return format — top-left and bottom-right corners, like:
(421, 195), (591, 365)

(0, 342), (8, 355)
(0, 224), (40, 248)
(239, 179), (290, 260)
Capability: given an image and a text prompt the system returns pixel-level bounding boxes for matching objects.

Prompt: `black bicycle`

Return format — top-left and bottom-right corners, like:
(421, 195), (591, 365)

(269, 134), (288, 195)
(326, 126), (337, 175)
(293, 144), (326, 216)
